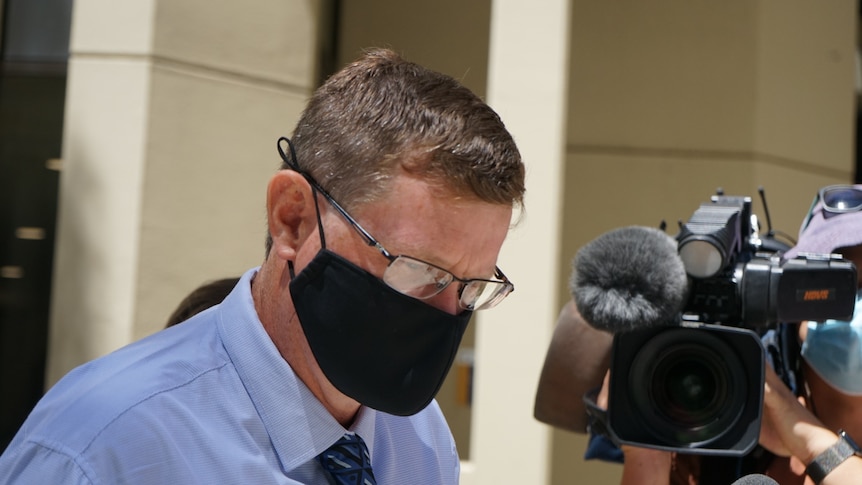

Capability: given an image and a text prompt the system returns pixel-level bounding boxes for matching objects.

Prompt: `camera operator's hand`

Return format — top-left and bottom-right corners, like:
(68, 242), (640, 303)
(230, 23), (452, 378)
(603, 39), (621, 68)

(759, 364), (862, 484)
(619, 445), (672, 485)
(758, 364), (819, 459)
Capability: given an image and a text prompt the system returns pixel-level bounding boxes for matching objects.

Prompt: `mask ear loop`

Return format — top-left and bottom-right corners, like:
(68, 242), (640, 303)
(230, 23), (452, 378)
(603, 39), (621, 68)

(278, 136), (327, 279)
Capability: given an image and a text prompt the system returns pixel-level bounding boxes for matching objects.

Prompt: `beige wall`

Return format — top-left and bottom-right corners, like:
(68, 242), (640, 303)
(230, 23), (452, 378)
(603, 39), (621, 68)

(337, 0), (491, 97)
(45, 1), (858, 484)
(563, 1), (856, 258)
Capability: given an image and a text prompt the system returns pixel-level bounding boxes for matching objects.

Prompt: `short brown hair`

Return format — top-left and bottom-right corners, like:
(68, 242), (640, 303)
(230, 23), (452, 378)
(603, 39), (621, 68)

(267, 48), (525, 254)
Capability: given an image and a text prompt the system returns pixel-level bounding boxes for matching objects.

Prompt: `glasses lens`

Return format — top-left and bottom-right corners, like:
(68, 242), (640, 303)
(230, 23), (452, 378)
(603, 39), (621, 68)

(384, 256), (514, 310)
(822, 186), (862, 212)
(461, 280), (513, 310)
(383, 256), (453, 299)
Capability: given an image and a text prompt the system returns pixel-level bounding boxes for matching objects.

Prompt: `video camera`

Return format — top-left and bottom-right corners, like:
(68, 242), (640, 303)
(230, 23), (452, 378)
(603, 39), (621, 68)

(606, 192), (857, 456)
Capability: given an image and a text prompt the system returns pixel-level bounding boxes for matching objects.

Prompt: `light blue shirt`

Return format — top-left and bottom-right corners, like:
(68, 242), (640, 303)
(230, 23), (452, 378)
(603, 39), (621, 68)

(0, 268), (460, 484)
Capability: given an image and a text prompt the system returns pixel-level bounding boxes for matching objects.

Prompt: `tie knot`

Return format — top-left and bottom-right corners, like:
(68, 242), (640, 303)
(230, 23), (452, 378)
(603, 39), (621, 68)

(317, 433), (377, 485)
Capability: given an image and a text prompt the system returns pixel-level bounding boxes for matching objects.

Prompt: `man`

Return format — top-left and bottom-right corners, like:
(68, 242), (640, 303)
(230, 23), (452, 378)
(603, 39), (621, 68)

(0, 48), (525, 484)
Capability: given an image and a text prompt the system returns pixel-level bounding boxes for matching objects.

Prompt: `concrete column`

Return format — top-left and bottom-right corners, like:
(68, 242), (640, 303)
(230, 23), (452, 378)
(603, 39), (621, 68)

(46, 0), (321, 384)
(465, 1), (571, 484)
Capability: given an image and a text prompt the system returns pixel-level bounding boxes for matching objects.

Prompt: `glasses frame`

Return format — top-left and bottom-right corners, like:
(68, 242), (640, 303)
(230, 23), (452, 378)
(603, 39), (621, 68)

(277, 137), (514, 311)
(801, 184), (862, 231)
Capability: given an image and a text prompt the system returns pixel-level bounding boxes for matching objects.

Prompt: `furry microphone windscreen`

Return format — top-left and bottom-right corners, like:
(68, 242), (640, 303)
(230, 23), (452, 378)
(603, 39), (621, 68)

(571, 225), (689, 333)
(729, 475), (779, 485)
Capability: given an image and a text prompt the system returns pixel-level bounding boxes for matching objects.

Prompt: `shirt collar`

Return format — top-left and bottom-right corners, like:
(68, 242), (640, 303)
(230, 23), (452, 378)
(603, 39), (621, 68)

(216, 268), (377, 472)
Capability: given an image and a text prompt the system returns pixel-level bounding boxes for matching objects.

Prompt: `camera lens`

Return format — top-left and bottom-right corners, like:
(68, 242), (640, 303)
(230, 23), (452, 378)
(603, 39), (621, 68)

(652, 349), (726, 426)
(662, 360), (718, 419)
(629, 329), (747, 447)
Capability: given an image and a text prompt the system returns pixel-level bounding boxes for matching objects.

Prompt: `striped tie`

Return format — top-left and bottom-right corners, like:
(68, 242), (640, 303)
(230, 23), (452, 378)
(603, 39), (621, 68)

(316, 433), (377, 485)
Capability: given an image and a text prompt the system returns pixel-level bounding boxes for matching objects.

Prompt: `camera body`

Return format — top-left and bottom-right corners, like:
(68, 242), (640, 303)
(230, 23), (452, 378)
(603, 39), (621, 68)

(607, 194), (857, 456)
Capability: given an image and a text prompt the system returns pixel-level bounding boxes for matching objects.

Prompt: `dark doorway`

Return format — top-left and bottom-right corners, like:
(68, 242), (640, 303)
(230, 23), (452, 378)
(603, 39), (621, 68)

(0, 0), (72, 450)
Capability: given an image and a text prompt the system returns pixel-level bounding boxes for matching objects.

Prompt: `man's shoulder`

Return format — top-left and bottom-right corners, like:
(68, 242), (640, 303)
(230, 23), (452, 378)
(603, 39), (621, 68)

(13, 313), (235, 455)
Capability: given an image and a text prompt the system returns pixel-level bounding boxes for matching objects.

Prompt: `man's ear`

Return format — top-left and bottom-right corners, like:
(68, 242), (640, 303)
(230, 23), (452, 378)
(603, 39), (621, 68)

(266, 170), (317, 262)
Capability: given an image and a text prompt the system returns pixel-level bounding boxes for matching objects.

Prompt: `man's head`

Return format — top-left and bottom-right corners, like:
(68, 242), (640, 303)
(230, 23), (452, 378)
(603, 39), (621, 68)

(266, 48), (525, 256)
(256, 48), (525, 419)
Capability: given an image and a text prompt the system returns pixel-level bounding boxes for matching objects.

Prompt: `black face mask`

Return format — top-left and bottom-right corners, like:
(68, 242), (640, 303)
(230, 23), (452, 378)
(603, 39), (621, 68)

(289, 249), (472, 416)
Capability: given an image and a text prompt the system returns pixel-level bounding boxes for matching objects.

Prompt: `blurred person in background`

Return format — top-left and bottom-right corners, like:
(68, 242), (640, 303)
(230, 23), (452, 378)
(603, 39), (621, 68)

(164, 277), (239, 328)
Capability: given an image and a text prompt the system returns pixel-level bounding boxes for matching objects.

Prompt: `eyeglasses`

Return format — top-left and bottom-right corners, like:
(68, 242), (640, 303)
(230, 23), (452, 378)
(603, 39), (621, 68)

(277, 137), (514, 311)
(801, 185), (862, 231)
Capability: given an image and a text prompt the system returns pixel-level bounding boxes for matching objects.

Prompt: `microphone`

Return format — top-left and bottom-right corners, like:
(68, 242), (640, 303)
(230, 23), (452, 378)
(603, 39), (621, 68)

(571, 225), (689, 333)
(730, 474), (779, 485)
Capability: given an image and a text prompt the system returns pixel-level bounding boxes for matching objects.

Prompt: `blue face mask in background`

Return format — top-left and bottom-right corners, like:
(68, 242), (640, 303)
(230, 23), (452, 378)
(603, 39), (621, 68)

(801, 289), (862, 395)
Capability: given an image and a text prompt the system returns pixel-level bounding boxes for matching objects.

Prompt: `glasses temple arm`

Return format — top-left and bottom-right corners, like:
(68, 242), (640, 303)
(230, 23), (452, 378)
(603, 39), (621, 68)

(277, 138), (394, 260)
(322, 191), (392, 256)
